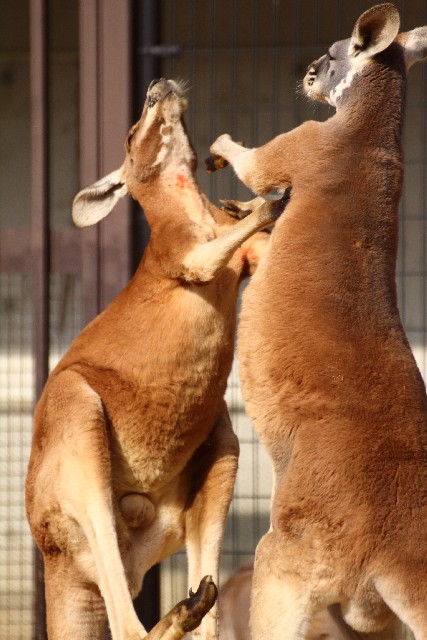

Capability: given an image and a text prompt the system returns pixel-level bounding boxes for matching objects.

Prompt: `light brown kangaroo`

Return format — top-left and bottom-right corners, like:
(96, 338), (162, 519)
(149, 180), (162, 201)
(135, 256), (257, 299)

(209, 5), (427, 640)
(25, 78), (285, 640)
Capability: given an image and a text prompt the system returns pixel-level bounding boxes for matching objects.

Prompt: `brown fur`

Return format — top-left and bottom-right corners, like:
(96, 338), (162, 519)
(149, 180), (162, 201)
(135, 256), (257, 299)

(209, 6), (427, 640)
(218, 560), (355, 640)
(25, 79), (283, 640)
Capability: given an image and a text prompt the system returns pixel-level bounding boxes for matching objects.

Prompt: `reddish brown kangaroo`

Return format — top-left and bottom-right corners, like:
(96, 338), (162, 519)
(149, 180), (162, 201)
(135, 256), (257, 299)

(25, 79), (284, 640)
(209, 5), (427, 640)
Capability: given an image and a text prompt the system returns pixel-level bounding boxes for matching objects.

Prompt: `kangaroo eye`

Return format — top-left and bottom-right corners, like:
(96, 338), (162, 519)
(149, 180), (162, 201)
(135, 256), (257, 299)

(327, 51), (336, 61)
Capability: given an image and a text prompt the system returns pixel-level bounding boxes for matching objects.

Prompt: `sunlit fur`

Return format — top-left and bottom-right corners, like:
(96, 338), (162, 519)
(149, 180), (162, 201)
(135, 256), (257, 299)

(210, 4), (427, 640)
(26, 79), (282, 640)
(219, 560), (353, 640)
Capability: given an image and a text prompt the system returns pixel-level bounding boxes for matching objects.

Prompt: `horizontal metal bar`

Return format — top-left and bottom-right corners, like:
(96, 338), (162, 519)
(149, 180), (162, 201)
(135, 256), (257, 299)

(137, 44), (327, 57)
(138, 44), (181, 57)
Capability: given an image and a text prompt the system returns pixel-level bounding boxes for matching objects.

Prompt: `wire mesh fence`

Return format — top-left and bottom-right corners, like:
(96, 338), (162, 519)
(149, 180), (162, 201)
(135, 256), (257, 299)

(0, 275), (34, 640)
(0, 274), (81, 639)
(0, 1), (426, 638)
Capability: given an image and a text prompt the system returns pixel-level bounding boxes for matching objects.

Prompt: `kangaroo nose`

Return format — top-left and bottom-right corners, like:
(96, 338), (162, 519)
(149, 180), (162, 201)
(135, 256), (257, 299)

(148, 79), (160, 90)
(148, 77), (168, 91)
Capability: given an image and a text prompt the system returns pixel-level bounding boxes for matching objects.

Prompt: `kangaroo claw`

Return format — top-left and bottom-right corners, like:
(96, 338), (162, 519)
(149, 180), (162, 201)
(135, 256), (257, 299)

(205, 140), (246, 174)
(219, 199), (250, 218)
(205, 154), (229, 173)
(144, 576), (218, 640)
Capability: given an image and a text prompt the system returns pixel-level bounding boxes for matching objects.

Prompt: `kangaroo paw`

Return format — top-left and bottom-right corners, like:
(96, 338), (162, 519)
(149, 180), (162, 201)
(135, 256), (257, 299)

(145, 576), (218, 640)
(220, 196), (267, 219)
(205, 140), (246, 174)
(219, 199), (248, 218)
(269, 186), (292, 221)
(205, 154), (229, 173)
(181, 575), (218, 633)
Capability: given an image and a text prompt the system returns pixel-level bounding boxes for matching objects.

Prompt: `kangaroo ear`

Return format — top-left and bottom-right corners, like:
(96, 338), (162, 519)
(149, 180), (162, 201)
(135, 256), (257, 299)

(72, 167), (128, 228)
(349, 3), (400, 59)
(396, 27), (427, 69)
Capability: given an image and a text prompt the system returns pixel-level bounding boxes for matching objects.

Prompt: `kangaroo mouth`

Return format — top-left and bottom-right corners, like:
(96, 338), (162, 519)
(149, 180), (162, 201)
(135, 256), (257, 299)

(147, 78), (187, 108)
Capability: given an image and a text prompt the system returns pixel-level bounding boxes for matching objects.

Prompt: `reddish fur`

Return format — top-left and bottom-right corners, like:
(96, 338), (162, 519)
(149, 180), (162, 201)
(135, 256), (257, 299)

(176, 172), (189, 189)
(25, 79), (278, 640)
(210, 6), (427, 640)
(218, 560), (353, 640)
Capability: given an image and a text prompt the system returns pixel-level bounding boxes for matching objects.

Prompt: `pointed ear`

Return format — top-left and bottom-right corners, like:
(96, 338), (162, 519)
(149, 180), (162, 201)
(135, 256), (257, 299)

(72, 167), (128, 228)
(396, 27), (427, 70)
(349, 3), (400, 59)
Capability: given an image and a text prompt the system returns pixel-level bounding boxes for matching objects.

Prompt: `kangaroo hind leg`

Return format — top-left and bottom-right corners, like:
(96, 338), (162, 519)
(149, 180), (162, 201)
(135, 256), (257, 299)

(185, 403), (239, 640)
(376, 568), (427, 640)
(44, 555), (107, 640)
(250, 531), (316, 640)
(34, 369), (146, 640)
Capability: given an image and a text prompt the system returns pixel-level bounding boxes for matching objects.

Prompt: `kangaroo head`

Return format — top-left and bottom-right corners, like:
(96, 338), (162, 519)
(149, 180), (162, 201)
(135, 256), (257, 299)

(123, 78), (196, 185)
(72, 78), (195, 227)
(304, 3), (427, 109)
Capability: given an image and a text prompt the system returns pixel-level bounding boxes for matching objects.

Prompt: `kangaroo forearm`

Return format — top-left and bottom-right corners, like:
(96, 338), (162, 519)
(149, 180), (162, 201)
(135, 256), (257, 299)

(210, 134), (293, 194)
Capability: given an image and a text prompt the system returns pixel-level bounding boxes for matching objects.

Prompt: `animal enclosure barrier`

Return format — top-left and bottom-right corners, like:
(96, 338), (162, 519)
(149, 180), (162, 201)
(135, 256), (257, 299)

(0, 0), (426, 638)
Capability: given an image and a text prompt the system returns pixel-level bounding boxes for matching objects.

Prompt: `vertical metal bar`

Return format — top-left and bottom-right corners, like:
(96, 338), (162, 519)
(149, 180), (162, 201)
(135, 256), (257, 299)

(30, 0), (49, 637)
(250, 0), (259, 550)
(80, 0), (132, 319)
(209, 0), (217, 204)
(79, 0), (102, 325)
(422, 0), (427, 381)
(99, 0), (132, 309)
(271, 0), (279, 138)
(31, 0), (49, 397)
(135, 0), (160, 103)
(132, 0), (160, 270)
(293, 0), (300, 126)
(132, 0), (161, 627)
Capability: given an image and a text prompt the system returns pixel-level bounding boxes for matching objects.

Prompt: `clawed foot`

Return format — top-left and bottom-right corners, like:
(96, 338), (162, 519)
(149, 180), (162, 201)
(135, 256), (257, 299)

(183, 576), (218, 633)
(145, 576), (218, 640)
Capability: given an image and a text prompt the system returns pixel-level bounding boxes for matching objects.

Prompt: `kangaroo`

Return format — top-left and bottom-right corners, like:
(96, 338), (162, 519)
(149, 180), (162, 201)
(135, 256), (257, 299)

(25, 78), (285, 640)
(208, 5), (427, 640)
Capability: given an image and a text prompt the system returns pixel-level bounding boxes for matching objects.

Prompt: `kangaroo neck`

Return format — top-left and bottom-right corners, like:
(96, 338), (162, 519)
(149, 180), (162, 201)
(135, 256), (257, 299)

(133, 168), (216, 232)
(333, 63), (406, 151)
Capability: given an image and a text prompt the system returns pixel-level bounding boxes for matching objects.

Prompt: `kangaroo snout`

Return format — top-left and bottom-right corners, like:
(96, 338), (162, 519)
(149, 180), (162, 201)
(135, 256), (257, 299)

(147, 77), (186, 108)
